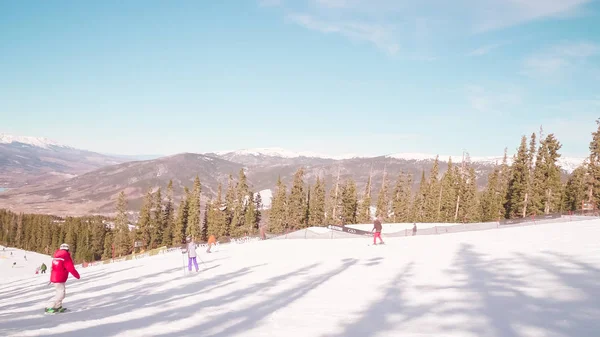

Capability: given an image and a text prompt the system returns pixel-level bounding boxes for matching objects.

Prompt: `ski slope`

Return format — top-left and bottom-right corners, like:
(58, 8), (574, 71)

(1, 219), (600, 337)
(0, 246), (52, 279)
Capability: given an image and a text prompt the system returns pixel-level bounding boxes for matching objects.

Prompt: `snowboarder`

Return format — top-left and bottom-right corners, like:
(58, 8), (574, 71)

(206, 235), (216, 253)
(45, 243), (80, 314)
(412, 223), (417, 236)
(372, 216), (384, 245)
(40, 263), (47, 274)
(182, 237), (199, 272)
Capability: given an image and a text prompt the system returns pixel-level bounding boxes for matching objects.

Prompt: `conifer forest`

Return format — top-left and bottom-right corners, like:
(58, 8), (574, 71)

(3, 121), (600, 263)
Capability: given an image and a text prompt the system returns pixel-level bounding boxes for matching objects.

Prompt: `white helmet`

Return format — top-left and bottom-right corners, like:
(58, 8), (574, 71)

(59, 243), (69, 251)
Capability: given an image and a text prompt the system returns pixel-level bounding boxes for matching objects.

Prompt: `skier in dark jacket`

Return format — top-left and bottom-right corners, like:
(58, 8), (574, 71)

(40, 263), (47, 274)
(372, 216), (384, 245)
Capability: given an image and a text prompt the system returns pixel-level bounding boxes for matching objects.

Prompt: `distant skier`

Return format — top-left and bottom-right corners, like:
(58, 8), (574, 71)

(206, 235), (216, 253)
(40, 263), (47, 274)
(372, 216), (384, 245)
(24, 255), (27, 261)
(412, 223), (417, 236)
(45, 243), (80, 314)
(182, 237), (199, 272)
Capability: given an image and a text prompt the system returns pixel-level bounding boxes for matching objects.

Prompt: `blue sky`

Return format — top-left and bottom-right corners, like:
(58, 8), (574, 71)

(1, 0), (599, 158)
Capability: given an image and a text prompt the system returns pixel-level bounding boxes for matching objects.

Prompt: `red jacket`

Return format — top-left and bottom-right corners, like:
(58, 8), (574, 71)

(50, 249), (80, 283)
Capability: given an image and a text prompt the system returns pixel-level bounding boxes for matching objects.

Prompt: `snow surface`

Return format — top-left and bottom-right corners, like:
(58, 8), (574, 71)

(0, 133), (68, 149)
(0, 246), (52, 279)
(2, 219), (600, 337)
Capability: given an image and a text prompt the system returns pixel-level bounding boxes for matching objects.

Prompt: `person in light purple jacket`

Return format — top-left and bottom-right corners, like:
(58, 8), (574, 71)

(182, 237), (199, 272)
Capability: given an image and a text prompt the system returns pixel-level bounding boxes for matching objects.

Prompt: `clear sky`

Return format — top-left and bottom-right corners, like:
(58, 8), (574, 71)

(1, 0), (599, 158)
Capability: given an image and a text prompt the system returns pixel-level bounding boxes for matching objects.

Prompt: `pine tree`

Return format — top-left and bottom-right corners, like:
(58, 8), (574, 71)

(102, 229), (113, 259)
(423, 156), (441, 222)
(187, 176), (202, 239)
(213, 183), (228, 238)
(411, 170), (428, 222)
(113, 191), (131, 256)
(287, 168), (307, 229)
(308, 177), (326, 226)
(563, 166), (588, 211)
(269, 176), (287, 233)
(225, 174), (237, 237)
(481, 166), (501, 222)
(136, 189), (153, 251)
(201, 201), (210, 241)
(340, 178), (358, 224)
(173, 187), (190, 245)
(439, 158), (459, 222)
(504, 136), (530, 218)
(459, 166), (480, 222)
(357, 172), (373, 223)
(498, 148), (511, 218)
(541, 134), (563, 214)
(375, 171), (390, 220)
(391, 172), (412, 223)
(161, 180), (174, 246)
(525, 132), (538, 215)
(244, 191), (257, 235)
(254, 192), (262, 229)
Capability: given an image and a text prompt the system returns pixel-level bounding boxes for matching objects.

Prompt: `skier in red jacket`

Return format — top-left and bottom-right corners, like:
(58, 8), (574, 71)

(45, 243), (80, 313)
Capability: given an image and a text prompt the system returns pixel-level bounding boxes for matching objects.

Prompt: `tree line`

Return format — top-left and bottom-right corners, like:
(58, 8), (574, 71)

(3, 120), (600, 262)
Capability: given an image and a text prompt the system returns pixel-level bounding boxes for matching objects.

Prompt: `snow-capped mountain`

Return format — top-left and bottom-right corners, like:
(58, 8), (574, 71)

(215, 147), (360, 160)
(0, 133), (69, 149)
(216, 148), (585, 173)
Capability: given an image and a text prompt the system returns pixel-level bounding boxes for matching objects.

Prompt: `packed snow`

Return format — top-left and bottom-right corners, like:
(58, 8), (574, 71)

(0, 133), (68, 149)
(1, 219), (600, 337)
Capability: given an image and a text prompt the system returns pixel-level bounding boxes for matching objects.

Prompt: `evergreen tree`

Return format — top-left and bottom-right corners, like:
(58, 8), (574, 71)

(244, 191), (257, 235)
(254, 192), (262, 229)
(563, 166), (588, 211)
(136, 189), (153, 250)
(161, 180), (174, 246)
(201, 201), (210, 241)
(102, 229), (113, 259)
(148, 187), (162, 249)
(439, 158), (459, 222)
(213, 183), (228, 238)
(504, 136), (530, 218)
(340, 178), (358, 224)
(423, 156), (441, 222)
(541, 134), (563, 214)
(480, 166), (501, 222)
(375, 172), (390, 220)
(225, 174), (238, 237)
(187, 176), (202, 239)
(309, 177), (326, 226)
(269, 176), (288, 233)
(411, 170), (428, 222)
(391, 172), (412, 223)
(589, 119), (600, 208)
(287, 168), (307, 229)
(357, 173), (372, 223)
(173, 187), (190, 245)
(459, 166), (480, 222)
(113, 191), (131, 256)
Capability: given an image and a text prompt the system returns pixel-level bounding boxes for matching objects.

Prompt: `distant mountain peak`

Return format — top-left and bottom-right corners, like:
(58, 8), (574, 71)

(215, 147), (360, 160)
(0, 133), (69, 149)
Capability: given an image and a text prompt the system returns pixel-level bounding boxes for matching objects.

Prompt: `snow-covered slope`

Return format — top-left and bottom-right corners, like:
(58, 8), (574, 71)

(2, 219), (599, 337)
(0, 246), (52, 279)
(0, 133), (69, 149)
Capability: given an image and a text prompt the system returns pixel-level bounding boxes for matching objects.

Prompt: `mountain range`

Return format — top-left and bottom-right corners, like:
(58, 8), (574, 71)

(0, 133), (586, 216)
